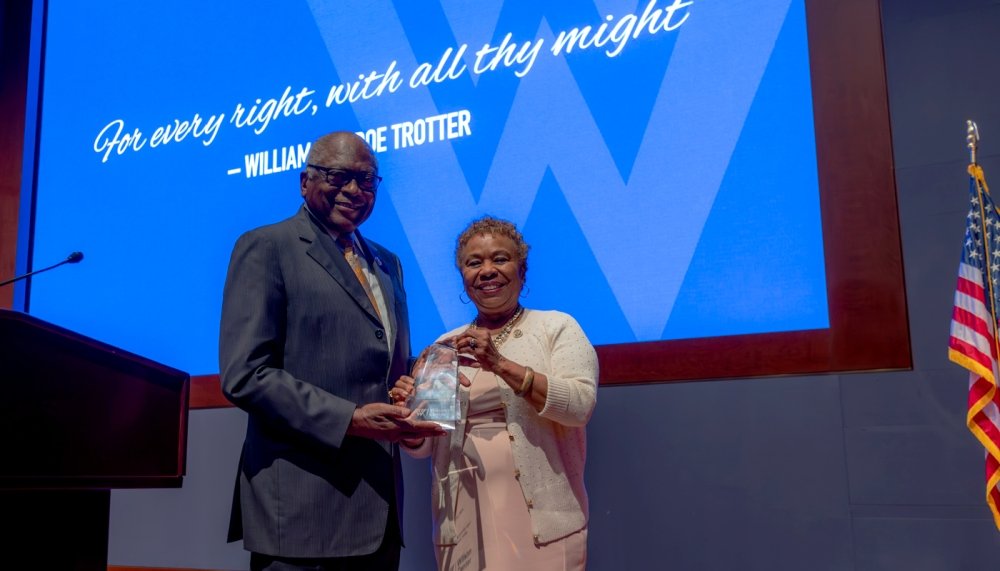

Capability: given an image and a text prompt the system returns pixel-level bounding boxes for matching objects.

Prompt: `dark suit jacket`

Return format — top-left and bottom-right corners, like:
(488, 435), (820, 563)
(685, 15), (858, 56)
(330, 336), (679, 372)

(219, 206), (410, 558)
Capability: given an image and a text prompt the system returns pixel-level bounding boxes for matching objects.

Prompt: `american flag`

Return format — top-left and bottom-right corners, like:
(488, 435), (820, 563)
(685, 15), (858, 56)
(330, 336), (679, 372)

(949, 165), (1000, 531)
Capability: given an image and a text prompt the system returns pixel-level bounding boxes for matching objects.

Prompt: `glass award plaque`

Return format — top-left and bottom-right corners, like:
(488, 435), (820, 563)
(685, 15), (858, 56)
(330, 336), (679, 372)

(410, 343), (460, 430)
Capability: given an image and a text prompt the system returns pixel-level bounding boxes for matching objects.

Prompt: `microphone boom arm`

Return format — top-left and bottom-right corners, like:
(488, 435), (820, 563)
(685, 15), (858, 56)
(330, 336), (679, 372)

(0, 252), (84, 287)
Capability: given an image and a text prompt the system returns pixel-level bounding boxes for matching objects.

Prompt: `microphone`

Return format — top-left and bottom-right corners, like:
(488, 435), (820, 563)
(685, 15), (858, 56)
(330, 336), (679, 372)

(0, 251), (84, 287)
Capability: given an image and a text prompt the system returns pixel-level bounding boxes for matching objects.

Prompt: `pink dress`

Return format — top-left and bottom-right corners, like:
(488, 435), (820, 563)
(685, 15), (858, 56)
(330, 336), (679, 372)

(435, 368), (587, 571)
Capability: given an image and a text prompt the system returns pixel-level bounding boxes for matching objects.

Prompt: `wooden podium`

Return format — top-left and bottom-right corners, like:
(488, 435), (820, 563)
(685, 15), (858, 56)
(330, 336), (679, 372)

(0, 309), (189, 570)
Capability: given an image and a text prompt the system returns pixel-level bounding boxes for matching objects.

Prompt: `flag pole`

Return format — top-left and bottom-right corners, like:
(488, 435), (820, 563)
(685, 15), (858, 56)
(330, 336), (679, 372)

(965, 119), (1000, 530)
(967, 119), (997, 392)
(967, 121), (997, 377)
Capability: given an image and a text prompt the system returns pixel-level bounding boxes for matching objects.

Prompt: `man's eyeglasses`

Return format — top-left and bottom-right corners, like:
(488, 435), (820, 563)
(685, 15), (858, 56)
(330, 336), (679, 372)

(307, 164), (382, 192)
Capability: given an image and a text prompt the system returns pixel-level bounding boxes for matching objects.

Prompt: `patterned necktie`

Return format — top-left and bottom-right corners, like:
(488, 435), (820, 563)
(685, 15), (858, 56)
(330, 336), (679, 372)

(337, 235), (382, 321)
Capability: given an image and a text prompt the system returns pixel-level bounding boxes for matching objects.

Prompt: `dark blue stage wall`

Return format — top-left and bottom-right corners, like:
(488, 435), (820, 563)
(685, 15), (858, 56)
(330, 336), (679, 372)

(24, 0), (826, 377)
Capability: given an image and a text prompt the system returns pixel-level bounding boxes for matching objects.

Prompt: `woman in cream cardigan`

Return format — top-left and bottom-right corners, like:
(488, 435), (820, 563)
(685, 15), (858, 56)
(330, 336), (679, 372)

(391, 216), (598, 570)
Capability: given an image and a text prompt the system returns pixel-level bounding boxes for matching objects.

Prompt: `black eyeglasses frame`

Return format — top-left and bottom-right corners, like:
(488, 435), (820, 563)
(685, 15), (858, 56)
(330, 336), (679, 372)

(307, 163), (382, 192)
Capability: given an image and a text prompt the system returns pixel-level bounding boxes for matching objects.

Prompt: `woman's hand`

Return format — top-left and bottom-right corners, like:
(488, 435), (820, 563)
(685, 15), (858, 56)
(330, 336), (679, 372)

(390, 375), (415, 406)
(451, 331), (548, 412)
(453, 328), (506, 373)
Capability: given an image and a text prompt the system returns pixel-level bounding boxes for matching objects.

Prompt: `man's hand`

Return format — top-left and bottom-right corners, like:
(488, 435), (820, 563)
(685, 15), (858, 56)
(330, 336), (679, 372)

(347, 402), (447, 442)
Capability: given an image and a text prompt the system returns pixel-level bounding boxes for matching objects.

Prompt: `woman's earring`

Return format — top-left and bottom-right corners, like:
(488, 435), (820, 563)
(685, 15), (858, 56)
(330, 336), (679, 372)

(459, 291), (471, 304)
(520, 285), (530, 298)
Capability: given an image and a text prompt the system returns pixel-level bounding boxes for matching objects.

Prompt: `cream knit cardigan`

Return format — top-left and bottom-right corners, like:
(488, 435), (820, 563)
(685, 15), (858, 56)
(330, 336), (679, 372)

(405, 309), (598, 545)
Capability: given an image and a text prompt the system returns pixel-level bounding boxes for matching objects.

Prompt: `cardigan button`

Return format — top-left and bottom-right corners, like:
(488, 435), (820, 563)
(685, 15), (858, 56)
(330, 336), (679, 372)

(526, 499), (533, 508)
(513, 468), (520, 478)
(533, 534), (540, 543)
(508, 434), (515, 441)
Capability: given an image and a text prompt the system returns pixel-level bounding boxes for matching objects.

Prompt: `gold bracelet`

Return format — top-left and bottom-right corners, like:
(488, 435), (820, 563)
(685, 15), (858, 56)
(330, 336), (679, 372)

(516, 366), (535, 396)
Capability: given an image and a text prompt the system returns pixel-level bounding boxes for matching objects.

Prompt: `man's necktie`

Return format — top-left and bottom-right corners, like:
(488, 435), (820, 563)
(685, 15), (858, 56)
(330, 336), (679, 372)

(337, 235), (382, 321)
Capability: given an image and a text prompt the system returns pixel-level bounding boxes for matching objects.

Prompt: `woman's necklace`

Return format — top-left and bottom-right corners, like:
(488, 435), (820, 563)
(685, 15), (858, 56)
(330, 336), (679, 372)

(473, 305), (524, 349)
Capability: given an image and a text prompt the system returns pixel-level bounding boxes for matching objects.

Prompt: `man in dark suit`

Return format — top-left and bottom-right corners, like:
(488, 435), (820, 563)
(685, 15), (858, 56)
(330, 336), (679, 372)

(219, 131), (444, 570)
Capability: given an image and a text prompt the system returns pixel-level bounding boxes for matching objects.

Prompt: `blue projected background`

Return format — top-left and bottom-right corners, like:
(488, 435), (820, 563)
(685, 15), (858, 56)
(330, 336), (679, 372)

(28, 0), (827, 376)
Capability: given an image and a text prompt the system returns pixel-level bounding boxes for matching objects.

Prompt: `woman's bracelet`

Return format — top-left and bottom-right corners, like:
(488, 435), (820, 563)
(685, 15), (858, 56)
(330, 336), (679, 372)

(516, 366), (535, 396)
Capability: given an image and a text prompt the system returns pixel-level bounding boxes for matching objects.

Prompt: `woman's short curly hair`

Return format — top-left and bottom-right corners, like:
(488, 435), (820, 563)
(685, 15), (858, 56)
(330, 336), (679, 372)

(454, 215), (530, 279)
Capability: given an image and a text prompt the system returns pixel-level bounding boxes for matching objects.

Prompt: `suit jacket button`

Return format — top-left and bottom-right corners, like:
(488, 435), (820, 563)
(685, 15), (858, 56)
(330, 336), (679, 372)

(375, 329), (384, 339)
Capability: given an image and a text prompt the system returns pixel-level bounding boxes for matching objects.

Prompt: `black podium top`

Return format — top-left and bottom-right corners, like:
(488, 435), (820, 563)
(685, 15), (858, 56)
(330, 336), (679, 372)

(0, 309), (189, 489)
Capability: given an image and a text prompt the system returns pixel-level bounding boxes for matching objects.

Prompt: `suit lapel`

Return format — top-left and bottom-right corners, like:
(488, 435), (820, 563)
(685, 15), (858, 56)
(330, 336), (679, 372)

(295, 208), (383, 324)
